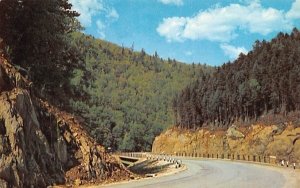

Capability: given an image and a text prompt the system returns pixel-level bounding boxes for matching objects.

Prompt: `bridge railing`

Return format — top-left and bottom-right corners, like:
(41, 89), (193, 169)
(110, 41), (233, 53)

(114, 151), (299, 169)
(115, 152), (148, 158)
(114, 152), (184, 167)
(152, 151), (280, 166)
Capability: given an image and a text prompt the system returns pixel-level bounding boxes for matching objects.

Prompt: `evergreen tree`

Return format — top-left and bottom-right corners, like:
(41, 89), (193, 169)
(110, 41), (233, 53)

(0, 0), (81, 97)
(174, 29), (300, 129)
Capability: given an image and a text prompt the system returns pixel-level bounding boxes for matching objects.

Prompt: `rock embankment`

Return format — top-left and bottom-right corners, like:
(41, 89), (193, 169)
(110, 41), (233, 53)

(152, 124), (300, 164)
(0, 55), (130, 187)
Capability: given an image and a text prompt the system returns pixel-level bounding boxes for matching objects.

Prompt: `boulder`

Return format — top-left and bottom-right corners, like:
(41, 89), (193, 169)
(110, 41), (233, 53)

(226, 125), (245, 139)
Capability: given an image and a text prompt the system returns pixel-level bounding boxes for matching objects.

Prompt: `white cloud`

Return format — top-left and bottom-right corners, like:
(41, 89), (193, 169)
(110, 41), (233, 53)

(220, 44), (248, 59)
(96, 20), (106, 38)
(106, 8), (119, 20)
(158, 0), (184, 6)
(287, 0), (300, 19)
(70, 0), (104, 27)
(156, 17), (187, 42)
(157, 1), (294, 42)
(70, 0), (119, 38)
(185, 51), (193, 56)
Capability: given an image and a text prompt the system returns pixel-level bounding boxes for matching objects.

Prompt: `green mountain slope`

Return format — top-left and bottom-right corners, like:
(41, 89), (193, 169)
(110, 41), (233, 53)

(173, 28), (300, 129)
(69, 33), (212, 151)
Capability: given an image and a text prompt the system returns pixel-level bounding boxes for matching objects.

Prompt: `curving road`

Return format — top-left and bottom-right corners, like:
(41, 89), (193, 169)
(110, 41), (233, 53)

(98, 159), (287, 188)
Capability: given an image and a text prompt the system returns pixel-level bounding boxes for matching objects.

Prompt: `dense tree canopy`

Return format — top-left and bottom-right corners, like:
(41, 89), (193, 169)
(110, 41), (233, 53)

(69, 33), (212, 151)
(0, 0), (211, 152)
(0, 0), (80, 97)
(173, 29), (300, 129)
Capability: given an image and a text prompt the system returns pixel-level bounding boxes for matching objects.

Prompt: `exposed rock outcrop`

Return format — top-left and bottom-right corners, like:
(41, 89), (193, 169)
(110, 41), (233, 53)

(153, 124), (300, 163)
(0, 55), (130, 187)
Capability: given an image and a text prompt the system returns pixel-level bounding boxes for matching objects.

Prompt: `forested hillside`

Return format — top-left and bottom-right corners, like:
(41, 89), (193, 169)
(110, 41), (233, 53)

(68, 33), (211, 151)
(0, 0), (211, 152)
(173, 28), (300, 129)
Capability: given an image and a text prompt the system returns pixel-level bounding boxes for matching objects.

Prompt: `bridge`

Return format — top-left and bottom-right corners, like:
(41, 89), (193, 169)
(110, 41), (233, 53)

(118, 155), (140, 166)
(114, 152), (147, 166)
(115, 152), (182, 168)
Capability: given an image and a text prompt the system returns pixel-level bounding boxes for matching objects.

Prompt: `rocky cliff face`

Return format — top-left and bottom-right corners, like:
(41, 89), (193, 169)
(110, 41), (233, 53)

(0, 55), (130, 187)
(152, 124), (300, 163)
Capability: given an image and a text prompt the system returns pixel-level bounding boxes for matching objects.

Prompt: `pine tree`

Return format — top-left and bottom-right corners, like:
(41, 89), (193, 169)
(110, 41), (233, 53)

(0, 0), (81, 94)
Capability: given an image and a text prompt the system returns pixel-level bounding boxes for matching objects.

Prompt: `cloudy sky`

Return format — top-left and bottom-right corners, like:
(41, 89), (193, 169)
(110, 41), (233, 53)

(70, 0), (300, 66)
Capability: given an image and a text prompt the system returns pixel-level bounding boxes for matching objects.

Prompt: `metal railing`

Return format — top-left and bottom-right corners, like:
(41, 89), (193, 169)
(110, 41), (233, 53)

(115, 152), (183, 167)
(115, 152), (297, 169)
(165, 152), (273, 163)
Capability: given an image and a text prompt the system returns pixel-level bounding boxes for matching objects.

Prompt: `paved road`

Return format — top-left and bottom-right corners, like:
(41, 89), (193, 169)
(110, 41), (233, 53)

(99, 159), (286, 188)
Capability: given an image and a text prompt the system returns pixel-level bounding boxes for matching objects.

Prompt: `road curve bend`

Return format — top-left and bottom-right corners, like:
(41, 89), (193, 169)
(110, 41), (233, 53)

(97, 159), (294, 188)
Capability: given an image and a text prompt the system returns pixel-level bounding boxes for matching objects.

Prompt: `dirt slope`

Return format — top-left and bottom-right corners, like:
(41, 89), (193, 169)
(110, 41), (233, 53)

(0, 55), (130, 187)
(153, 124), (300, 163)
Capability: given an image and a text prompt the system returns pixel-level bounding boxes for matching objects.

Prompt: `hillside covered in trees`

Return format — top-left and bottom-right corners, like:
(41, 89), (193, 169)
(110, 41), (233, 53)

(173, 29), (300, 129)
(0, 0), (211, 152)
(68, 33), (211, 151)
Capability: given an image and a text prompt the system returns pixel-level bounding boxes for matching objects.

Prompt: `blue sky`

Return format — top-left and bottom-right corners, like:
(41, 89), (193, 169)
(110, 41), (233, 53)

(70, 0), (300, 66)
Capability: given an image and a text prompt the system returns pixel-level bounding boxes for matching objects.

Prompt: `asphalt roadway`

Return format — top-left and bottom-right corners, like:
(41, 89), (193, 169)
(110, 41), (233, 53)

(97, 159), (288, 188)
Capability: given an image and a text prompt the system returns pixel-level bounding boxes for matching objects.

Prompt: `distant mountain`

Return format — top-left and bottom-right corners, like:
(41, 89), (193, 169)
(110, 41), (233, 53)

(173, 28), (300, 129)
(69, 33), (212, 151)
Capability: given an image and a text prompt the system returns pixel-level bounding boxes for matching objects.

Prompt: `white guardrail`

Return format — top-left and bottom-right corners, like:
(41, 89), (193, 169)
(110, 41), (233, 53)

(116, 152), (298, 170)
(116, 152), (183, 168)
